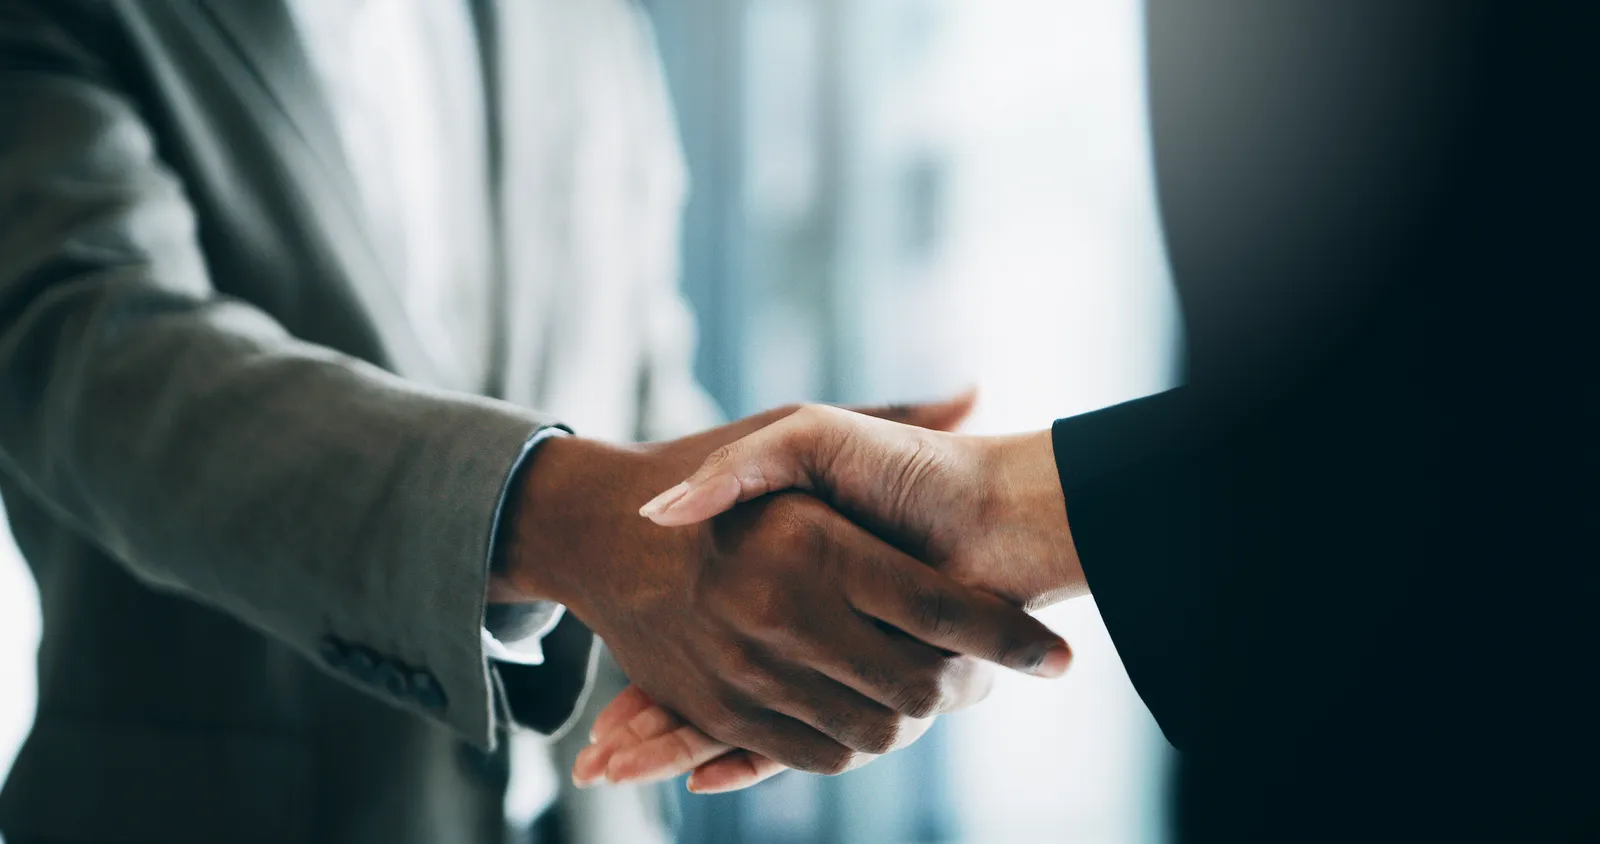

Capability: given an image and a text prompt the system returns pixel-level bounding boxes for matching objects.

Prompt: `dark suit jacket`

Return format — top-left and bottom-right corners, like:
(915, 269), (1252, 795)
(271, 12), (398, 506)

(1053, 2), (1596, 841)
(0, 2), (603, 842)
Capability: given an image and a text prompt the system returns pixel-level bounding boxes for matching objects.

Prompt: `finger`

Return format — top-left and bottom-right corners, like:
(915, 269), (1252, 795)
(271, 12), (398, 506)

(640, 407), (846, 526)
(798, 610), (996, 719)
(688, 747), (874, 795)
(589, 685), (657, 742)
(574, 687), (670, 787)
(848, 387), (978, 433)
(754, 667), (934, 756)
(573, 704), (682, 787)
(708, 707), (862, 777)
(603, 724), (737, 785)
(686, 751), (789, 795)
(847, 548), (1073, 678)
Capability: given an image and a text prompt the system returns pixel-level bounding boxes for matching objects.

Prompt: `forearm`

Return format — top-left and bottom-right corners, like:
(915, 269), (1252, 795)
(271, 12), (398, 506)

(0, 48), (563, 744)
(1049, 383), (1439, 753)
(976, 430), (1087, 608)
(0, 276), (554, 741)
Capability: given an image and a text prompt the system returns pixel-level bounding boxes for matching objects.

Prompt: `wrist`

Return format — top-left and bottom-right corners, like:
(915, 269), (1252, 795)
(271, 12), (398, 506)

(496, 434), (585, 605)
(500, 437), (636, 608)
(978, 430), (1087, 607)
(498, 436), (697, 623)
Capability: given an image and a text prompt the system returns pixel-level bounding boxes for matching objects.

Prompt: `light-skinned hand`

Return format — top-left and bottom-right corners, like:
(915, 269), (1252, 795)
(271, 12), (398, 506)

(576, 404), (1086, 792)
(502, 396), (1072, 780)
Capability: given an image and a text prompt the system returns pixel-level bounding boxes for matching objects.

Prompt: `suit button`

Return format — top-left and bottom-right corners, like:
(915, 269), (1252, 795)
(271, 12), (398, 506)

(376, 660), (410, 699)
(346, 647), (381, 685)
(318, 636), (349, 669)
(409, 670), (448, 713)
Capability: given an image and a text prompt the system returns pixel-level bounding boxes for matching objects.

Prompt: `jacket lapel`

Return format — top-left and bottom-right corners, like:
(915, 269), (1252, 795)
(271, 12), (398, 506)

(190, 0), (448, 385)
(194, 0), (355, 210)
(468, 0), (513, 400)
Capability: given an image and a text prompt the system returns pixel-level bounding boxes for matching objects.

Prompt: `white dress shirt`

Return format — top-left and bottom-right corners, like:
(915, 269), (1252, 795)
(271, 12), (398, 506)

(286, 1), (714, 838)
(288, 0), (495, 390)
(286, 0), (565, 667)
(286, 0), (567, 826)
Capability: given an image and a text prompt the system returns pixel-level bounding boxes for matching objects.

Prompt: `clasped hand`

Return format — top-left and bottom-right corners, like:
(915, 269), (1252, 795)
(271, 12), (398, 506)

(495, 398), (1078, 787)
(559, 402), (1087, 793)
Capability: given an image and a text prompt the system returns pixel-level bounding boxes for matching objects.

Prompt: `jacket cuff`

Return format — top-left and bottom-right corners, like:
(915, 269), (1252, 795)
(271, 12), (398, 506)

(312, 405), (569, 751)
(1050, 389), (1216, 751)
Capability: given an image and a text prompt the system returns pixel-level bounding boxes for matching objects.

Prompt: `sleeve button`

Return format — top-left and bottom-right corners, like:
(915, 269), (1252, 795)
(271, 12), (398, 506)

(376, 661), (410, 699)
(409, 670), (448, 713)
(346, 647), (381, 685)
(318, 636), (349, 669)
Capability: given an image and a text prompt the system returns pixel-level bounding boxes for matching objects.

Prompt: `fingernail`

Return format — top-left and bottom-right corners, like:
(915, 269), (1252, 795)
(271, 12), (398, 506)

(1029, 643), (1073, 679)
(686, 773), (720, 795)
(639, 482), (692, 519)
(572, 746), (606, 788)
(686, 775), (745, 796)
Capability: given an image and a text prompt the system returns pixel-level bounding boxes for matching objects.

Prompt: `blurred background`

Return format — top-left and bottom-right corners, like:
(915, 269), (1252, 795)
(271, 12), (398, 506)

(649, 2), (1177, 839)
(1, 0), (1178, 841)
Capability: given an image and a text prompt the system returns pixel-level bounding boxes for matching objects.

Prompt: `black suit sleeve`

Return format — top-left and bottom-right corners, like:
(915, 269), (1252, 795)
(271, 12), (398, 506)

(1050, 388), (1300, 755)
(1052, 338), (1456, 756)
(1045, 0), (1600, 757)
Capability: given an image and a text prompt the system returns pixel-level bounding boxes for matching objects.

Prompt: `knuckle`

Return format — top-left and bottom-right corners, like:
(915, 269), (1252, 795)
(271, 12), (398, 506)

(763, 501), (828, 557)
(854, 714), (905, 756)
(893, 677), (947, 720)
(846, 653), (900, 697)
(702, 444), (736, 471)
(742, 585), (799, 636)
(807, 745), (858, 777)
(697, 574), (747, 623)
(908, 585), (962, 638)
(712, 642), (768, 688)
(813, 701), (897, 756)
(761, 725), (852, 776)
(990, 631), (1036, 668)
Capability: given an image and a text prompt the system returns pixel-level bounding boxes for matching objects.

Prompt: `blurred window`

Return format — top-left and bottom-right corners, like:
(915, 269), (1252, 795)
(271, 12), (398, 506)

(652, 1), (1177, 842)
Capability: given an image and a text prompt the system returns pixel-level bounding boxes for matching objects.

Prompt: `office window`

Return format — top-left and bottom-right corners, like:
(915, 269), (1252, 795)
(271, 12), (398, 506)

(652, 1), (1176, 842)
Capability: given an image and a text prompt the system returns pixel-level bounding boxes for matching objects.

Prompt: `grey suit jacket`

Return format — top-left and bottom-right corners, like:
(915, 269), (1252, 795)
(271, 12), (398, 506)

(0, 1), (647, 841)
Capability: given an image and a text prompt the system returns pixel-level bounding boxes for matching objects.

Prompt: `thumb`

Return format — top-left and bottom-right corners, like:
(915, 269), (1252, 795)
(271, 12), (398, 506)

(639, 407), (851, 527)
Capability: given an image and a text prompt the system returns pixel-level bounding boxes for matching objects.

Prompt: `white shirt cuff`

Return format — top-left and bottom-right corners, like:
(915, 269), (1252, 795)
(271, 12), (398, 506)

(482, 426), (571, 666)
(482, 602), (568, 665)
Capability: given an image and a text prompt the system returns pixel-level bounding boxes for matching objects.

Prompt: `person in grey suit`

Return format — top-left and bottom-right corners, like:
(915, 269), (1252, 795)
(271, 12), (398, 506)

(0, 1), (1070, 842)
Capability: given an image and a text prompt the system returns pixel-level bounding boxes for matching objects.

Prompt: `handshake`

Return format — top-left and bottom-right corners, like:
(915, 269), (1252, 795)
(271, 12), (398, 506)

(494, 393), (1088, 795)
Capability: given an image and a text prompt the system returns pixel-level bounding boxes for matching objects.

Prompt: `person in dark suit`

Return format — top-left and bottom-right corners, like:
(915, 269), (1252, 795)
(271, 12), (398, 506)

(582, 2), (1598, 840)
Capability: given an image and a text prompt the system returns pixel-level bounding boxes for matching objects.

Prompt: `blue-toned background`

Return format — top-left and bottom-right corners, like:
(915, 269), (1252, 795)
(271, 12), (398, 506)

(0, 2), (1177, 842)
(648, 1), (1175, 842)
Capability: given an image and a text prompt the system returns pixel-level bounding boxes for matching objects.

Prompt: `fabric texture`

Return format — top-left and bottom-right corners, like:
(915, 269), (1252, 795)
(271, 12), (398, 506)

(286, 0), (496, 392)
(0, 1), (716, 842)
(1052, 2), (1596, 841)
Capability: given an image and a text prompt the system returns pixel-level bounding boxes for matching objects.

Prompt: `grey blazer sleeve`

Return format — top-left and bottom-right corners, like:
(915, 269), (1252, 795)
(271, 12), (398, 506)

(0, 7), (555, 749)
